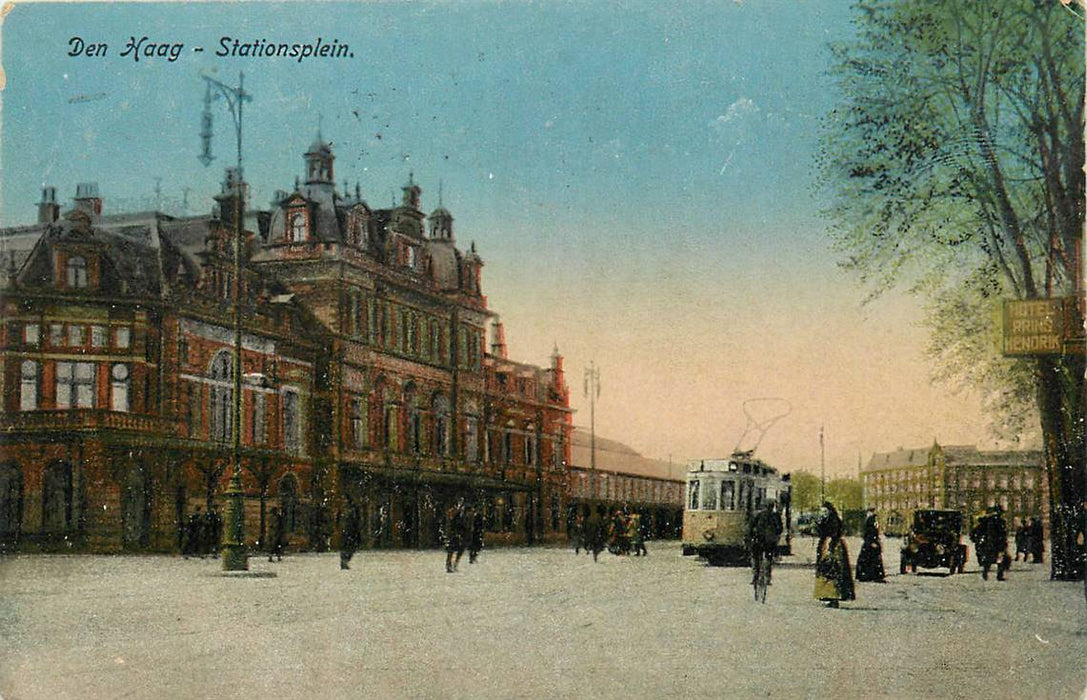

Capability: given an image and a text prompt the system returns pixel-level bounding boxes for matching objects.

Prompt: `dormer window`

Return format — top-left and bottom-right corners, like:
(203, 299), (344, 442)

(290, 212), (307, 242)
(67, 256), (88, 288)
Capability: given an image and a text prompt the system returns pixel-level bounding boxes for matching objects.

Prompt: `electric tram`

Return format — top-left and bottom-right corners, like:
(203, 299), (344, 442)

(681, 450), (791, 565)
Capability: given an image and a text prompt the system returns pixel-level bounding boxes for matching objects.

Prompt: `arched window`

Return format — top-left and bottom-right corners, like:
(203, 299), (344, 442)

(404, 384), (423, 455)
(282, 389), (302, 453)
(111, 364), (130, 412)
(465, 409), (479, 463)
(290, 212), (306, 242)
(209, 351), (233, 442)
(279, 474), (299, 533)
(430, 321), (441, 364)
(20, 361), (38, 411)
(350, 397), (367, 448)
(66, 255), (88, 288)
(0, 462), (22, 540)
(525, 425), (536, 466)
(121, 464), (150, 548)
(432, 394), (450, 457)
(42, 461), (73, 533)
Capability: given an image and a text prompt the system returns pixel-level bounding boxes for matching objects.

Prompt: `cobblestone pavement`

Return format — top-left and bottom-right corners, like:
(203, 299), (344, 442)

(1, 540), (1084, 699)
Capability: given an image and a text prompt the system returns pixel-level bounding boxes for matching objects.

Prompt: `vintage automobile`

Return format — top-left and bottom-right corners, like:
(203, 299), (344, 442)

(900, 509), (968, 575)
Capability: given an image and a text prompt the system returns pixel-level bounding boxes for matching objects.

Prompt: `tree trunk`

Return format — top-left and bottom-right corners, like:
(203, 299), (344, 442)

(1035, 355), (1085, 581)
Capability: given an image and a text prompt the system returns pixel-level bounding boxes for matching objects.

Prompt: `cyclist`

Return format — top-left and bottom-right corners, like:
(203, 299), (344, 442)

(748, 501), (784, 587)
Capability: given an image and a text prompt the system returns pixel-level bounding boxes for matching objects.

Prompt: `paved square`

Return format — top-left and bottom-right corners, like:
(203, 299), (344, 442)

(1, 541), (1084, 699)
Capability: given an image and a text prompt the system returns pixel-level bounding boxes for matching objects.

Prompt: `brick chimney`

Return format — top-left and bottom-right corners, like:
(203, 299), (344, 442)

(73, 182), (102, 217)
(550, 343), (567, 397)
(490, 318), (508, 359)
(38, 186), (59, 224)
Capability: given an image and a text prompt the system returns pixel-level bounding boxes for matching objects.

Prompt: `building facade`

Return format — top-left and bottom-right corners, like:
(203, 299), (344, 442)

(862, 442), (1046, 536)
(0, 137), (573, 553)
(565, 429), (684, 539)
(1, 182), (327, 552)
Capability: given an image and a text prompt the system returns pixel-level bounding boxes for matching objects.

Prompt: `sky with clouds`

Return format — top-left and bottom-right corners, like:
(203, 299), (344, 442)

(0, 1), (1012, 476)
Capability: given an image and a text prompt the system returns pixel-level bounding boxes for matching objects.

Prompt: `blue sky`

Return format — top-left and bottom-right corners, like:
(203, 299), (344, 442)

(0, 1), (1003, 474)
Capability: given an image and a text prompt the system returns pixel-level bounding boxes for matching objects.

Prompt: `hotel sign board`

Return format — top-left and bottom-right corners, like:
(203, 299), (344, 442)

(1002, 298), (1081, 356)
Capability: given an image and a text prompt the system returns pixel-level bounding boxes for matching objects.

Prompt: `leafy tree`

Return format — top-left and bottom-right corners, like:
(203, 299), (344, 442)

(820, 0), (1084, 579)
(790, 471), (823, 514)
(790, 471), (863, 513)
(826, 477), (864, 512)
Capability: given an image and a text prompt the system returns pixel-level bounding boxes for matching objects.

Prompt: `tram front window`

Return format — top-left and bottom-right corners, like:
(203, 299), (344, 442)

(721, 481), (735, 511)
(702, 483), (718, 510)
(688, 480), (700, 510)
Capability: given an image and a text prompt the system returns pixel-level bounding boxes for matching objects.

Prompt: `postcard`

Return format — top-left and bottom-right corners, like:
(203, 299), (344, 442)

(0, 2), (1084, 698)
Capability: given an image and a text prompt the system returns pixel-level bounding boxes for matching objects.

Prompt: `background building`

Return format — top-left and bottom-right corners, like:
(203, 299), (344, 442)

(862, 442), (1046, 536)
(566, 427), (684, 539)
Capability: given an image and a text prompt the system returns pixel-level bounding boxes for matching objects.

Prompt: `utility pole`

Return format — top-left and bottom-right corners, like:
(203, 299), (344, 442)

(200, 71), (253, 572)
(820, 425), (826, 503)
(584, 362), (600, 502)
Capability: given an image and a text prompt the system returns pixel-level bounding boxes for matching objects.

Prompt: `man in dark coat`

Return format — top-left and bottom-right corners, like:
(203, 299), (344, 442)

(748, 501), (783, 583)
(340, 500), (361, 570)
(444, 501), (467, 573)
(585, 505), (607, 562)
(855, 508), (886, 582)
(184, 507), (203, 559)
(971, 506), (1010, 580)
(1029, 517), (1044, 564)
(468, 506), (485, 564)
(268, 506), (287, 562)
(201, 506), (218, 558)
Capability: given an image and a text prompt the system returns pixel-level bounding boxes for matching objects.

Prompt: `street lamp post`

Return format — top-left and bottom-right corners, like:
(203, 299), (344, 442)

(200, 72), (252, 572)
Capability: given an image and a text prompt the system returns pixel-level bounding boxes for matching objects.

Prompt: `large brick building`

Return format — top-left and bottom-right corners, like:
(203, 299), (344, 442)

(862, 442), (1046, 536)
(0, 136), (572, 553)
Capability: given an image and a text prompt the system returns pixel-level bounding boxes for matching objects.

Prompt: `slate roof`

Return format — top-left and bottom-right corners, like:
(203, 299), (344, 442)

(569, 427), (679, 480)
(864, 444), (1043, 472)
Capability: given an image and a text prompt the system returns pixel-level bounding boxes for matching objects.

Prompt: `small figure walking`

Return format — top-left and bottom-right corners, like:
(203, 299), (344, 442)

(468, 506), (485, 564)
(629, 512), (647, 557)
(201, 506), (218, 558)
(855, 507), (886, 583)
(586, 505), (607, 562)
(1014, 520), (1027, 562)
(184, 507), (203, 559)
(268, 506), (287, 562)
(813, 501), (856, 608)
(572, 510), (585, 555)
(340, 499), (361, 570)
(1029, 517), (1044, 564)
(444, 501), (467, 573)
(971, 505), (1010, 580)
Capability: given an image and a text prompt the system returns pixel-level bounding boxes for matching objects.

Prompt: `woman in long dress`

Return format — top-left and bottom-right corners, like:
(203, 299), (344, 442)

(813, 501), (856, 607)
(855, 507), (886, 582)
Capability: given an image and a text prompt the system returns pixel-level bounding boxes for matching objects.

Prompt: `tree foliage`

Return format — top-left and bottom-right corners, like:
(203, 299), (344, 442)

(820, 0), (1085, 579)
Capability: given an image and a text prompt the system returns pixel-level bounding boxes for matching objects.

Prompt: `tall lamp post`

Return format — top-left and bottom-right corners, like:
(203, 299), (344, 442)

(583, 362), (600, 502)
(820, 425), (826, 504)
(200, 72), (252, 572)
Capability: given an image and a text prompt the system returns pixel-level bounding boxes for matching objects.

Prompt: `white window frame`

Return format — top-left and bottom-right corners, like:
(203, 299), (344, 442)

(20, 360), (38, 411)
(110, 364), (130, 412)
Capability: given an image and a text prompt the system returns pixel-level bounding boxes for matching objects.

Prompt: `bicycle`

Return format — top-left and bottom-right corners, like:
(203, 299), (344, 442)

(751, 549), (773, 603)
